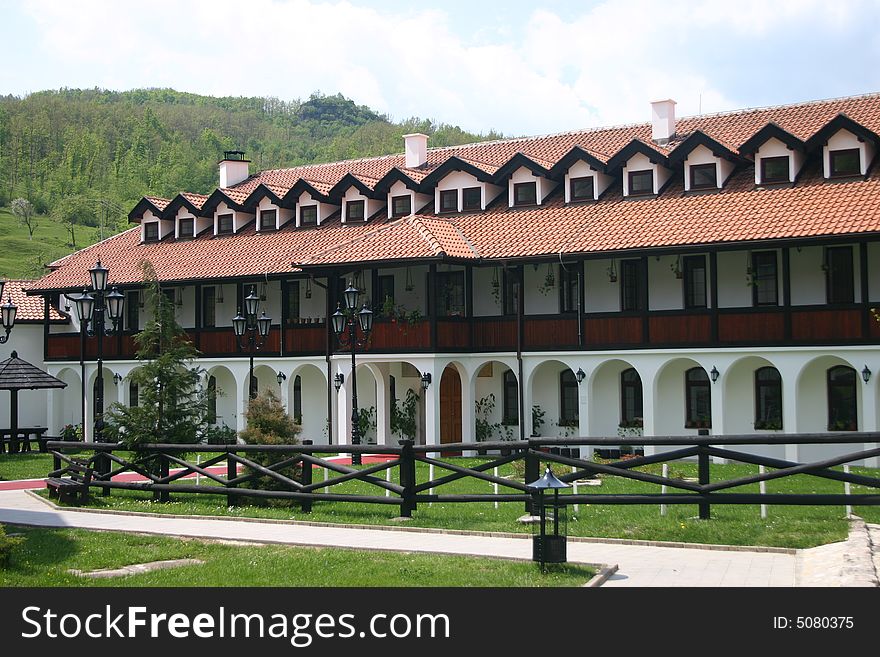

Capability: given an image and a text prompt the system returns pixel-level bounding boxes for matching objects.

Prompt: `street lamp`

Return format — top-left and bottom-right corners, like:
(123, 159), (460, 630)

(0, 288), (18, 344)
(232, 287), (272, 400)
(420, 372), (432, 391)
(331, 280), (374, 466)
(527, 466), (571, 572)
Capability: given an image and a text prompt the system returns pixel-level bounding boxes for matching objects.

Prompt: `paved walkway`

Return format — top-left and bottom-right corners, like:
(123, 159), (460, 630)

(0, 489), (797, 587)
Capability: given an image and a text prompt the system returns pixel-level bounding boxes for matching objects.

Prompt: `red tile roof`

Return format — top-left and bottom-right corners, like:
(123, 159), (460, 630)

(2, 280), (67, 322)
(27, 92), (880, 291)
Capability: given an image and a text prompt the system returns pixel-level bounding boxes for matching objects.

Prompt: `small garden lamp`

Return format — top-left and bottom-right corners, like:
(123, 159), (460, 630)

(527, 466), (570, 571)
(710, 366), (720, 383)
(276, 371), (287, 386)
(420, 372), (432, 390)
(112, 373), (123, 385)
(575, 367), (585, 384)
(334, 372), (344, 392)
(862, 365), (871, 384)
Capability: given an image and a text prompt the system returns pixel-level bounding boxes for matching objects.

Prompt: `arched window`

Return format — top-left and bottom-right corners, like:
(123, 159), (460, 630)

(207, 376), (217, 424)
(827, 366), (857, 431)
(502, 369), (518, 425)
(128, 381), (139, 408)
(754, 367), (782, 430)
(620, 368), (643, 427)
(685, 367), (711, 429)
(293, 375), (302, 423)
(559, 370), (579, 425)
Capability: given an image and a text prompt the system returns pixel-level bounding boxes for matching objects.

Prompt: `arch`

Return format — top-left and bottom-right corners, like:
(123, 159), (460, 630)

(249, 364), (278, 400)
(289, 363), (327, 443)
(529, 359), (579, 438)
(353, 363), (379, 445)
(471, 359), (519, 441)
(439, 365), (463, 452)
(205, 365), (237, 430)
(52, 367), (82, 433)
(653, 357), (705, 435)
(721, 355), (781, 434)
(794, 355), (862, 433)
(588, 358), (641, 437)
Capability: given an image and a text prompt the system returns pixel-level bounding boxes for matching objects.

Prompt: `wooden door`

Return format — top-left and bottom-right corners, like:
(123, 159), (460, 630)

(439, 366), (462, 455)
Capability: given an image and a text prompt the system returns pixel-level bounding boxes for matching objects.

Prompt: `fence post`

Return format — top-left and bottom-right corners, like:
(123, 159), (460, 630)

(398, 439), (416, 518)
(52, 451), (60, 474)
(660, 463), (668, 516)
(697, 430), (710, 520)
(226, 450), (236, 508)
(525, 442), (540, 514)
(301, 440), (313, 513)
(158, 453), (170, 503)
(844, 464), (852, 517)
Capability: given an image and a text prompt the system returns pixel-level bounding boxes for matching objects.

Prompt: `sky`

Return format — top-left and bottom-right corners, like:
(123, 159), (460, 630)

(1, 0), (880, 136)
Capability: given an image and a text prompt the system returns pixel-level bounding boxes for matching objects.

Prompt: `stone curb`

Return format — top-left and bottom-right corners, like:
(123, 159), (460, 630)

(25, 490), (796, 554)
(841, 516), (879, 587)
(584, 564), (618, 587)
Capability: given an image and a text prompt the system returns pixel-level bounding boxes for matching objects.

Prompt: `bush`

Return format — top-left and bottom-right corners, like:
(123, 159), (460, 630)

(0, 525), (23, 567)
(239, 390), (302, 495)
(203, 424), (237, 445)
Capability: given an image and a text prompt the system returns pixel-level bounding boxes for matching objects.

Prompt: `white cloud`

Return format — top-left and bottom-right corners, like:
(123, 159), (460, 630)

(13, 0), (878, 136)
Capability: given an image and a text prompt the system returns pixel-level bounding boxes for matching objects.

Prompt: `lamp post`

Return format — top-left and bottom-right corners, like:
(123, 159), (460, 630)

(71, 260), (125, 443)
(232, 288), (271, 400)
(527, 466), (571, 572)
(331, 281), (373, 466)
(0, 280), (19, 344)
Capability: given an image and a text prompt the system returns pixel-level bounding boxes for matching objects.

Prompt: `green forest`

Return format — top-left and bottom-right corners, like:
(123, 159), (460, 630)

(0, 88), (499, 278)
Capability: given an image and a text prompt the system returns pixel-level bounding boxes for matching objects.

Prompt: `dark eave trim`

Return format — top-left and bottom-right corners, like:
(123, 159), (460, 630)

(281, 179), (335, 205)
(804, 112), (880, 151)
(328, 173), (383, 200)
(127, 197), (170, 222)
(667, 131), (742, 165)
(548, 145), (609, 178)
(739, 122), (805, 156)
(491, 152), (553, 185)
(605, 139), (670, 171)
(373, 167), (423, 194)
(201, 188), (249, 214)
(419, 156), (496, 187)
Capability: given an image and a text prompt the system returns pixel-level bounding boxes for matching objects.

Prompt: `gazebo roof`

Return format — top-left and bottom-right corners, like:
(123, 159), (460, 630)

(0, 351), (67, 390)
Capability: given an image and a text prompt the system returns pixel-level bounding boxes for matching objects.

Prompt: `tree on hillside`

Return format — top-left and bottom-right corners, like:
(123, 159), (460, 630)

(10, 197), (37, 239)
(106, 261), (214, 452)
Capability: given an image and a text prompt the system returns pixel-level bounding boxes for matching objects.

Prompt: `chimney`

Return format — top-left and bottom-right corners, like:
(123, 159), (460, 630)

(219, 150), (250, 188)
(650, 99), (677, 144)
(403, 133), (428, 168)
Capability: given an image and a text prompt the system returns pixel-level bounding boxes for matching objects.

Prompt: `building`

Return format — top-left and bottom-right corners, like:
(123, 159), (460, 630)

(18, 93), (880, 466)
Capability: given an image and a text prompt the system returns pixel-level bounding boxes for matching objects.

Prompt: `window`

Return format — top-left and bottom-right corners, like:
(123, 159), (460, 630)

(392, 194), (411, 217)
(559, 265), (579, 314)
(300, 205), (318, 226)
(259, 209), (277, 231)
(377, 275), (394, 312)
(825, 246), (854, 304)
(217, 213), (234, 234)
(502, 369), (518, 425)
(559, 370), (579, 425)
(162, 288), (175, 308)
(126, 291), (139, 331)
(287, 281), (300, 323)
(751, 251), (778, 306)
(683, 255), (707, 309)
(628, 170), (653, 196)
(439, 189), (458, 213)
(513, 182), (537, 206)
(827, 366), (857, 431)
(202, 286), (216, 328)
(207, 376), (217, 424)
(620, 259), (644, 312)
(830, 148), (860, 177)
(346, 200), (365, 222)
(685, 367), (712, 428)
(462, 187), (482, 210)
(760, 156), (789, 184)
(293, 375), (302, 423)
(179, 217), (194, 239)
(754, 367), (782, 430)
(502, 269), (519, 316)
(435, 271), (464, 316)
(620, 368), (643, 427)
(569, 176), (594, 202)
(144, 222), (159, 242)
(690, 163), (717, 189)
(129, 381), (139, 408)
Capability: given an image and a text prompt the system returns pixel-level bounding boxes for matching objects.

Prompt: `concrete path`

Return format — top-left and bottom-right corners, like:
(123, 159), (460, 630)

(0, 489), (797, 587)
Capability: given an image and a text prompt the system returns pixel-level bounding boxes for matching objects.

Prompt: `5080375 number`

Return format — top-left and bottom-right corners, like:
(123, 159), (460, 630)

(796, 617), (853, 629)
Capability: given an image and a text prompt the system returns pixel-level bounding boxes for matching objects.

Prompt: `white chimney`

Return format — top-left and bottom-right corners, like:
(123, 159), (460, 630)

(403, 133), (429, 168)
(650, 99), (677, 144)
(219, 150), (250, 188)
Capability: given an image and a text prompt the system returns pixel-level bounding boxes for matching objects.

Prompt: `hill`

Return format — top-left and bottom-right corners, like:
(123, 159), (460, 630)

(0, 88), (500, 278)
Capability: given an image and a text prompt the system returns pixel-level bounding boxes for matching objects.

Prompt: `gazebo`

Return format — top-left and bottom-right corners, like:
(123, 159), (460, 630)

(0, 350), (66, 453)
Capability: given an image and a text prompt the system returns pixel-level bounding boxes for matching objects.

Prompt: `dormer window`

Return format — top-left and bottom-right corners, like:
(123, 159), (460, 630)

(829, 149), (860, 177)
(569, 176), (594, 202)
(462, 187), (481, 210)
(628, 170), (653, 196)
(346, 200), (365, 222)
(217, 213), (234, 235)
(259, 209), (277, 231)
(439, 190), (457, 213)
(144, 222), (159, 242)
(301, 205), (318, 226)
(760, 156), (789, 184)
(391, 195), (411, 217)
(179, 218), (194, 239)
(513, 182), (537, 206)
(689, 163), (717, 190)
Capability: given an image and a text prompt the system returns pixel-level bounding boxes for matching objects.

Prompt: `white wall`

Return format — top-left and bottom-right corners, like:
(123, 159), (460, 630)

(823, 129), (875, 177)
(755, 137), (804, 184)
(584, 259), (619, 312)
(342, 187), (383, 223)
(717, 251), (754, 308)
(564, 160), (613, 201)
(434, 171), (501, 212)
(387, 181), (431, 218)
(296, 192), (339, 226)
(622, 152), (670, 196)
(256, 197), (294, 230)
(0, 324), (50, 431)
(473, 266), (502, 316)
(684, 144), (733, 191)
(523, 264), (559, 314)
(508, 166), (553, 206)
(647, 256), (682, 310)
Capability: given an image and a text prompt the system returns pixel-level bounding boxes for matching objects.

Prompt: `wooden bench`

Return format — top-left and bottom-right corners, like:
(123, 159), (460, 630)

(46, 458), (94, 505)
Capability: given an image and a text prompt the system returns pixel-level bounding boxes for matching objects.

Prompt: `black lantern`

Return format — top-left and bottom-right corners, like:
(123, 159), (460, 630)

(89, 259), (109, 292)
(576, 367), (585, 384)
(862, 365), (872, 384)
(257, 311), (271, 337)
(527, 466), (570, 571)
(0, 280), (4, 302)
(231, 292), (272, 399)
(710, 366), (720, 383)
(358, 303), (373, 333)
(334, 372), (344, 392)
(343, 281), (360, 311)
(277, 371), (287, 386)
(106, 287), (125, 322)
(331, 304), (346, 335)
(232, 310), (247, 337)
(244, 289), (260, 318)
(73, 290), (96, 328)
(0, 295), (17, 343)
(420, 372), (432, 390)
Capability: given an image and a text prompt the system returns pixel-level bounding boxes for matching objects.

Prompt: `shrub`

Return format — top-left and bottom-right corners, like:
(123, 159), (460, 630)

(0, 525), (23, 567)
(203, 424), (237, 445)
(239, 390), (302, 495)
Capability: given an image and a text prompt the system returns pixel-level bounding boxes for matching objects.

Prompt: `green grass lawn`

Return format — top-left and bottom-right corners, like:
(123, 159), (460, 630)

(0, 452), (56, 481)
(0, 525), (593, 587)
(0, 207), (84, 278)
(34, 456), (880, 549)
